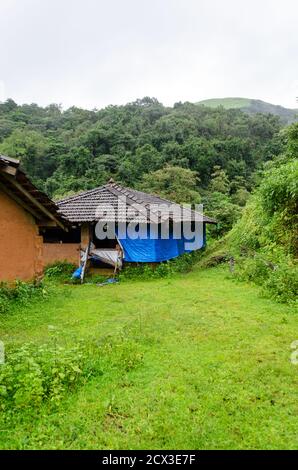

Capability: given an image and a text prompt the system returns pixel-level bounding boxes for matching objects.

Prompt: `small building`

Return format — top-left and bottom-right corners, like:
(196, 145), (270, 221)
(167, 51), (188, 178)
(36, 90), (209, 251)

(0, 155), (68, 282)
(57, 179), (216, 277)
(0, 157), (215, 282)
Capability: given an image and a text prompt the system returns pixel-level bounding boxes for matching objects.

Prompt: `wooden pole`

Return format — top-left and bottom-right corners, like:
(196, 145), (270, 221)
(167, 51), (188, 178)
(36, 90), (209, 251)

(81, 225), (92, 284)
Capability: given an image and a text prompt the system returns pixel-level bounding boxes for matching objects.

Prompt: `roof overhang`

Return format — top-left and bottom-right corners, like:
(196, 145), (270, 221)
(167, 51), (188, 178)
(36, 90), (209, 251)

(0, 156), (68, 231)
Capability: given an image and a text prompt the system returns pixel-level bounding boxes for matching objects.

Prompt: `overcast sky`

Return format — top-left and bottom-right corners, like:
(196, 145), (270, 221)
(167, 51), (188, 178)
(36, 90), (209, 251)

(0, 0), (297, 110)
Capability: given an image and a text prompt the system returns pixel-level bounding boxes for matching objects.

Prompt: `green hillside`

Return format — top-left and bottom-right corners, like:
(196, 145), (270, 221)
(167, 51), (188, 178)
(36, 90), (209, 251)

(197, 97), (298, 124)
(198, 97), (251, 109)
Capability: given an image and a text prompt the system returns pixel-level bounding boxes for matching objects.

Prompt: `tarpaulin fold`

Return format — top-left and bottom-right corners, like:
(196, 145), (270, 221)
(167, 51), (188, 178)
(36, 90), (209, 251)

(117, 224), (206, 262)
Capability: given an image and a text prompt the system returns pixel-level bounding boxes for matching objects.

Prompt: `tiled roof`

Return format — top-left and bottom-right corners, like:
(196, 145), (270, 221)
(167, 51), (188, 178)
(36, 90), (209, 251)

(57, 180), (216, 224)
(0, 154), (20, 167)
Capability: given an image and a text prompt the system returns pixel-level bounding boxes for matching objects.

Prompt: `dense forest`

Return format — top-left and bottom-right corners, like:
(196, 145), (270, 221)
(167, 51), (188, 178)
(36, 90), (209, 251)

(0, 97), (285, 235)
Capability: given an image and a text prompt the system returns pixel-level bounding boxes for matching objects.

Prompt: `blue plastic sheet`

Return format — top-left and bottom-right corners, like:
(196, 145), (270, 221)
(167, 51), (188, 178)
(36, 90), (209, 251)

(72, 265), (82, 279)
(117, 224), (206, 262)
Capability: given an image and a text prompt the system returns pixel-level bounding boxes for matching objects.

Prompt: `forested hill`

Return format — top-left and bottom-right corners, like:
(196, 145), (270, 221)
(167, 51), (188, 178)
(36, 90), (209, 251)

(198, 97), (298, 124)
(0, 97), (283, 203)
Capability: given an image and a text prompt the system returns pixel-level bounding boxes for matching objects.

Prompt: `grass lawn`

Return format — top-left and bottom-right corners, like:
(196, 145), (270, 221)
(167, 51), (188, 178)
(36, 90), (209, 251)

(0, 266), (297, 449)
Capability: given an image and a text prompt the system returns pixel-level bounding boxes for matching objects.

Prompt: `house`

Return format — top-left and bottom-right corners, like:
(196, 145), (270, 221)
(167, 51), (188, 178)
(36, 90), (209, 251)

(0, 156), (215, 282)
(0, 155), (70, 282)
(57, 179), (216, 278)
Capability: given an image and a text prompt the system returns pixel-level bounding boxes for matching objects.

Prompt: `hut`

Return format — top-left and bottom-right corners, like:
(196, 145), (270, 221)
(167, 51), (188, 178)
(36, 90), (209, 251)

(57, 179), (216, 279)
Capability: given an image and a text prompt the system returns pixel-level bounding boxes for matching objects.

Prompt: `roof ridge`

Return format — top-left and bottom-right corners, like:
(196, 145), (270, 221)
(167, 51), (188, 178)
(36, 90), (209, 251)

(118, 185), (216, 222)
(107, 182), (157, 222)
(108, 182), (147, 206)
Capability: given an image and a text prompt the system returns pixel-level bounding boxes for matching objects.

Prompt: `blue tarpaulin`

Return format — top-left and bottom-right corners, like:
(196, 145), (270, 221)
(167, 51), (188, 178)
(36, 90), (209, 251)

(117, 224), (206, 262)
(72, 265), (82, 279)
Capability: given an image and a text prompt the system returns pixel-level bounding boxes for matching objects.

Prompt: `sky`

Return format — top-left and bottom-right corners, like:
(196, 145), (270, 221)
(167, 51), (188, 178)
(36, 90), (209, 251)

(0, 0), (297, 110)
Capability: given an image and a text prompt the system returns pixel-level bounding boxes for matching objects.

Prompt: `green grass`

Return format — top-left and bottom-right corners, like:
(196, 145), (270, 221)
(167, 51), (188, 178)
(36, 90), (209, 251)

(197, 97), (251, 109)
(0, 266), (297, 449)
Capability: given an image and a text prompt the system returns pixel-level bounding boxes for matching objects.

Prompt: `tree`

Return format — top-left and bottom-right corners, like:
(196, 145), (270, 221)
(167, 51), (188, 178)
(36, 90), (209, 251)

(206, 192), (242, 237)
(135, 144), (162, 175)
(140, 166), (200, 203)
(209, 165), (230, 194)
(0, 129), (50, 182)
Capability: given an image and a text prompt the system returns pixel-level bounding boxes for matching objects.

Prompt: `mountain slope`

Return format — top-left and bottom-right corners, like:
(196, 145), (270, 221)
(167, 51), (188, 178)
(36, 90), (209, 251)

(197, 97), (298, 124)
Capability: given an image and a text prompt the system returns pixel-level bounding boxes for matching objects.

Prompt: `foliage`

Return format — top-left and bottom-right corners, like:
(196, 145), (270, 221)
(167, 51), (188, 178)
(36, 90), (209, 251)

(205, 192), (242, 237)
(0, 97), (286, 237)
(259, 158), (298, 222)
(140, 165), (200, 203)
(0, 98), (282, 202)
(224, 124), (298, 303)
(232, 252), (298, 305)
(229, 159), (298, 256)
(0, 333), (143, 414)
(0, 342), (90, 410)
(0, 281), (48, 314)
(44, 262), (77, 282)
(120, 251), (203, 280)
(209, 165), (230, 194)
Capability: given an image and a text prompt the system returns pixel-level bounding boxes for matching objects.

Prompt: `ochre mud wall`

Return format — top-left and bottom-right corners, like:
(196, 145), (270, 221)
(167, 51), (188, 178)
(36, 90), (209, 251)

(0, 189), (43, 282)
(42, 243), (80, 268)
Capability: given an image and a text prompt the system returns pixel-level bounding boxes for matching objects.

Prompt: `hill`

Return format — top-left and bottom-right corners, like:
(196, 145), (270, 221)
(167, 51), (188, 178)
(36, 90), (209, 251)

(197, 97), (298, 124)
(0, 97), (282, 200)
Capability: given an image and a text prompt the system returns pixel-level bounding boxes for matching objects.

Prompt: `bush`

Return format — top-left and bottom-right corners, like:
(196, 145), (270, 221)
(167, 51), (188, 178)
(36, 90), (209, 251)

(263, 263), (298, 304)
(0, 332), (144, 414)
(120, 251), (203, 281)
(0, 340), (103, 411)
(44, 262), (77, 282)
(235, 256), (272, 285)
(0, 281), (48, 314)
(259, 158), (298, 218)
(234, 254), (298, 304)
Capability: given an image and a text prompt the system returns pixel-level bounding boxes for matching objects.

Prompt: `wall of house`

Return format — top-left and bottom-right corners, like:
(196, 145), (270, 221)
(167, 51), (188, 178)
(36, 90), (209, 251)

(42, 243), (80, 267)
(0, 189), (43, 282)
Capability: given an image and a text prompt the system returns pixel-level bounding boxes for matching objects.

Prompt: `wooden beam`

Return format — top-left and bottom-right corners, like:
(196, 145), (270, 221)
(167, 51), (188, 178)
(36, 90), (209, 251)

(1, 172), (66, 230)
(38, 220), (59, 227)
(0, 164), (17, 176)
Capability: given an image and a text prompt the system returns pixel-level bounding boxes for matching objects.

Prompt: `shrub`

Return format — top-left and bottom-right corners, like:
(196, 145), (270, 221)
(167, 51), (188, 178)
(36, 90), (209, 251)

(0, 332), (144, 415)
(120, 251), (203, 281)
(44, 262), (76, 281)
(0, 340), (102, 411)
(263, 263), (298, 304)
(234, 254), (298, 304)
(235, 256), (272, 285)
(0, 281), (48, 314)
